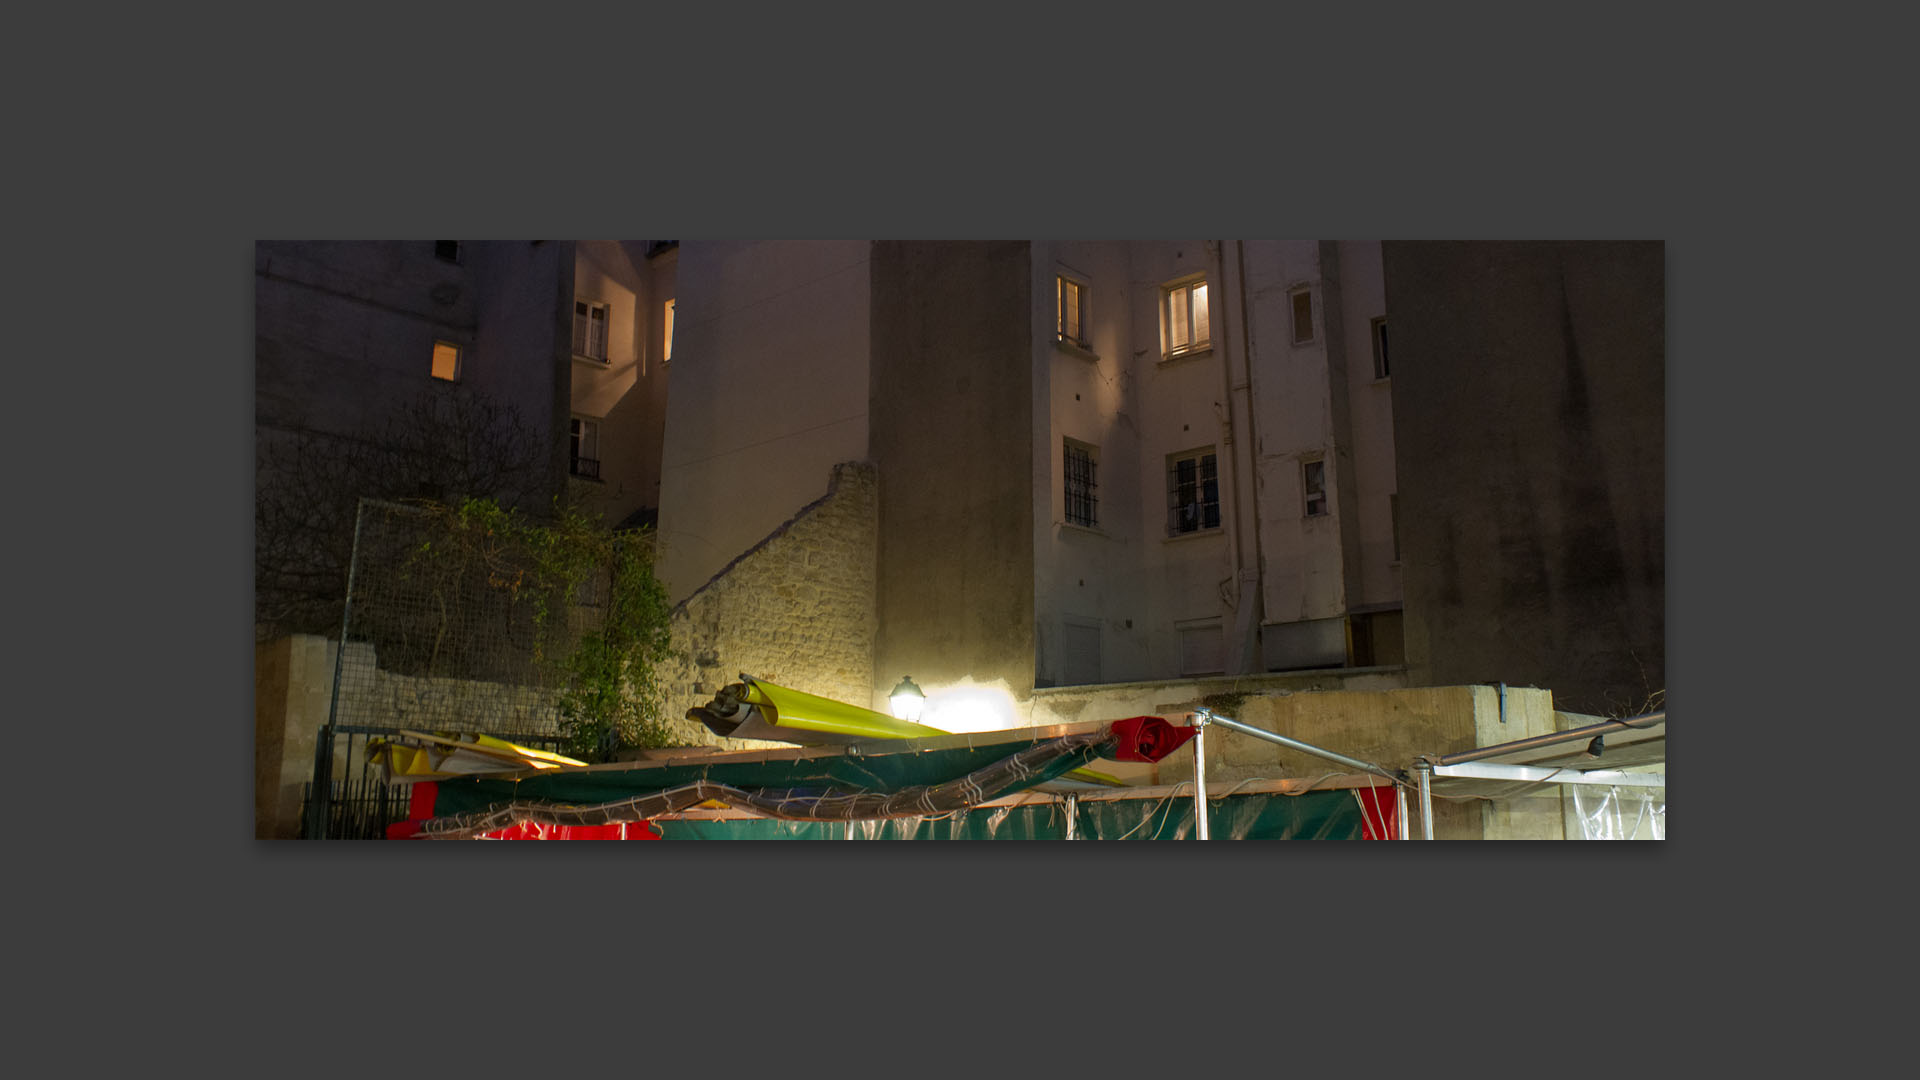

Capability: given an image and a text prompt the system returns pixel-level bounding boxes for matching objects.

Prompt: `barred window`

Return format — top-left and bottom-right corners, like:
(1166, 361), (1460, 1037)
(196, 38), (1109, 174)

(570, 417), (601, 480)
(1065, 440), (1098, 528)
(1168, 449), (1220, 535)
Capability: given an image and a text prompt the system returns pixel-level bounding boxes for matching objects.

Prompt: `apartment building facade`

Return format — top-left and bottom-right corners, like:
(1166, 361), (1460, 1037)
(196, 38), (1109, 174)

(254, 240), (679, 637)
(650, 240), (1402, 716)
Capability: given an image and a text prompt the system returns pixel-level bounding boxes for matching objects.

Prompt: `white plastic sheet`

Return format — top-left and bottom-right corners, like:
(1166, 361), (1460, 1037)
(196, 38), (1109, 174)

(1571, 783), (1665, 840)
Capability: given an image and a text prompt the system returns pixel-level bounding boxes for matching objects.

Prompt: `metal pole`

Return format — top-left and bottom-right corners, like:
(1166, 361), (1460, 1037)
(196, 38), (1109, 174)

(1397, 784), (1409, 841)
(1064, 793), (1077, 840)
(1190, 712), (1211, 840)
(308, 499), (369, 840)
(1414, 761), (1434, 840)
(1201, 712), (1399, 783)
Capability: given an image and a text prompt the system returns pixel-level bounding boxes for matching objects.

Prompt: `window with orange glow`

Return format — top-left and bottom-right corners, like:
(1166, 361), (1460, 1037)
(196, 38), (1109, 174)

(431, 341), (461, 381)
(1163, 279), (1210, 358)
(1057, 275), (1088, 348)
(663, 298), (675, 362)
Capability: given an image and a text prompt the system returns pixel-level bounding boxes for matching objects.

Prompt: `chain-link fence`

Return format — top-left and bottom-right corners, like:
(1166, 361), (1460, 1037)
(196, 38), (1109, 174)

(326, 498), (614, 740)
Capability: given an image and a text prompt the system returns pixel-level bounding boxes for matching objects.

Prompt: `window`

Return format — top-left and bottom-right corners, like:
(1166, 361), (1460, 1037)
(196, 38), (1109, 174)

(1064, 440), (1098, 528)
(1303, 459), (1327, 517)
(569, 417), (601, 479)
(430, 340), (461, 381)
(1291, 289), (1314, 345)
(1162, 278), (1211, 358)
(1063, 619), (1101, 686)
(434, 241), (461, 264)
(1057, 275), (1088, 348)
(573, 299), (609, 361)
(1178, 620), (1225, 677)
(1371, 316), (1389, 378)
(662, 298), (675, 363)
(1167, 449), (1220, 535)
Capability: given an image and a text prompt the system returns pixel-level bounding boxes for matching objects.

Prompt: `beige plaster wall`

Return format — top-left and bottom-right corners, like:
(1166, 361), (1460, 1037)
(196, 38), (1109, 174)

(255, 634), (336, 839)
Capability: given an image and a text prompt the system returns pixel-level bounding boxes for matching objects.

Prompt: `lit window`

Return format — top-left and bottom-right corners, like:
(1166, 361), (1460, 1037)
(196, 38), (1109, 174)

(434, 241), (461, 264)
(430, 340), (461, 381)
(1064, 440), (1098, 528)
(1057, 276), (1088, 348)
(663, 298), (675, 363)
(1303, 459), (1327, 517)
(570, 417), (601, 479)
(1291, 289), (1314, 345)
(1163, 279), (1210, 358)
(1167, 449), (1220, 535)
(573, 299), (609, 361)
(1371, 316), (1389, 378)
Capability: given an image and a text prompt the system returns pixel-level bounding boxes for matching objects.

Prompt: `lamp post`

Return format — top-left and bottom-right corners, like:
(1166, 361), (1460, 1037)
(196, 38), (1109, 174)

(889, 675), (926, 722)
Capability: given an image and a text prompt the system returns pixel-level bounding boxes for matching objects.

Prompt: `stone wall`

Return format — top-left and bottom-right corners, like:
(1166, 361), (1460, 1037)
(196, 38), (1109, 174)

(659, 461), (879, 749)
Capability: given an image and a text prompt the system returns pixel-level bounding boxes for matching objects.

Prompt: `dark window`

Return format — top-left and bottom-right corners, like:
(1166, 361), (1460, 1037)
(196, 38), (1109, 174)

(570, 417), (601, 479)
(1292, 290), (1314, 344)
(434, 241), (461, 264)
(1303, 460), (1327, 516)
(1065, 441), (1098, 527)
(1372, 316), (1389, 378)
(1168, 450), (1220, 534)
(1290, 288), (1320, 342)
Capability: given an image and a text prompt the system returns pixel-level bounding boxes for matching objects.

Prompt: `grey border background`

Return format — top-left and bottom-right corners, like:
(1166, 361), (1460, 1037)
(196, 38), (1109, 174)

(40, 3), (1838, 1069)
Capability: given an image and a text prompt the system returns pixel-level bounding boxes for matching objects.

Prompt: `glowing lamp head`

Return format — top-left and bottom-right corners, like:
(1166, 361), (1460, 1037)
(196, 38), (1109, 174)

(889, 675), (926, 722)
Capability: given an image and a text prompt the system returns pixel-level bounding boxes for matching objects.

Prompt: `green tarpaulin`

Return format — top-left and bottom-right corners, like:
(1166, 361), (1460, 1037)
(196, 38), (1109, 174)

(649, 791), (1363, 840)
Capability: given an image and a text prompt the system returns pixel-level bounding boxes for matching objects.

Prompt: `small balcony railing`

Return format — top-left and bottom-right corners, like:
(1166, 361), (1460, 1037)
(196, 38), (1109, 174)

(570, 455), (601, 480)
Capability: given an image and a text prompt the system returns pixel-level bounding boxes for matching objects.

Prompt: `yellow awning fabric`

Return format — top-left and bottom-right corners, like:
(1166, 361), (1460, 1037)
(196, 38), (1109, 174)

(367, 731), (588, 781)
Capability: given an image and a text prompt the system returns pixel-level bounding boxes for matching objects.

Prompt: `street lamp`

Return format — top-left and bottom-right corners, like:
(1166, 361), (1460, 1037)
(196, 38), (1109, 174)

(889, 675), (926, 721)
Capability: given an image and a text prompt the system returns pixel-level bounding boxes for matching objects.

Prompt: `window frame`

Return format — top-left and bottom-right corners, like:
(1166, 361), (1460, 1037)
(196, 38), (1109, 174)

(569, 415), (602, 480)
(1161, 277), (1212, 360)
(1063, 438), (1099, 529)
(1166, 447), (1222, 536)
(573, 298), (610, 362)
(1302, 458), (1328, 517)
(430, 339), (462, 382)
(1056, 274), (1090, 350)
(1371, 315), (1389, 379)
(1290, 287), (1316, 346)
(1176, 617), (1226, 677)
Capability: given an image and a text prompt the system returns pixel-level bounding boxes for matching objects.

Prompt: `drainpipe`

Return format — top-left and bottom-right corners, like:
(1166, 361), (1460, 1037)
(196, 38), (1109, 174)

(1208, 240), (1263, 674)
(1235, 240), (1266, 663)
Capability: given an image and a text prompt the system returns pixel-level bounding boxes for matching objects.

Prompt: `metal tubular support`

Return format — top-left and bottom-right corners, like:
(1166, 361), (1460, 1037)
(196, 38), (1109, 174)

(1200, 711), (1399, 783)
(1064, 793), (1078, 840)
(1414, 761), (1434, 840)
(1397, 785), (1410, 841)
(1190, 711), (1211, 840)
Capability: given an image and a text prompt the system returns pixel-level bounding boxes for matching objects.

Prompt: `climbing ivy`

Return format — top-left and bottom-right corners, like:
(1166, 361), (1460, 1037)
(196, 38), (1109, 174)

(403, 496), (678, 761)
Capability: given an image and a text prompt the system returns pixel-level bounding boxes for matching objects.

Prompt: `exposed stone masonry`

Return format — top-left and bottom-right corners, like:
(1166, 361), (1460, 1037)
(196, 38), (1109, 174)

(658, 461), (879, 749)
